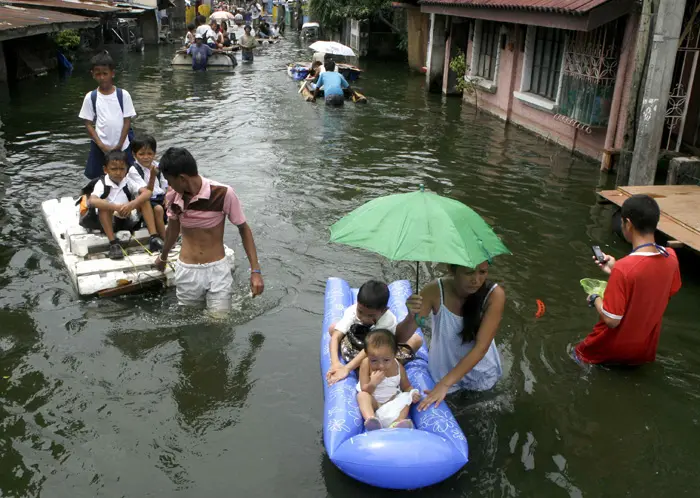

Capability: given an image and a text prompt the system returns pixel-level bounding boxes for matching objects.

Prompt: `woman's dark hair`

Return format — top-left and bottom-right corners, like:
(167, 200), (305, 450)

(105, 150), (127, 165)
(620, 194), (660, 235)
(91, 51), (114, 70)
(357, 280), (390, 310)
(451, 265), (489, 343)
(187, 23), (195, 31)
(160, 147), (198, 177)
(324, 60), (336, 72)
(131, 134), (157, 154)
(365, 329), (397, 355)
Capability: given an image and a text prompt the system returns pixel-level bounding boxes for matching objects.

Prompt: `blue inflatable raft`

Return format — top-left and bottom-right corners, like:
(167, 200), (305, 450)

(321, 278), (469, 489)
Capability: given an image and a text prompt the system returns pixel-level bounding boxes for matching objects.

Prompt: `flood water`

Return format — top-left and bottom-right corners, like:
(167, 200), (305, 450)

(1, 39), (699, 497)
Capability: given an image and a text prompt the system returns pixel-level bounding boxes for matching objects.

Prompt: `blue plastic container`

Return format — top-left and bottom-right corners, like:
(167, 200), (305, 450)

(321, 278), (468, 489)
(288, 65), (309, 81)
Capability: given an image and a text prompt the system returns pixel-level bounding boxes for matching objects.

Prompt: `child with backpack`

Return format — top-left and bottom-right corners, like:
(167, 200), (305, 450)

(79, 51), (136, 179)
(79, 150), (164, 260)
(126, 134), (167, 240)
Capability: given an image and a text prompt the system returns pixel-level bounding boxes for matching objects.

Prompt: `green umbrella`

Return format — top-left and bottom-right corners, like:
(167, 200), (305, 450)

(329, 185), (511, 289)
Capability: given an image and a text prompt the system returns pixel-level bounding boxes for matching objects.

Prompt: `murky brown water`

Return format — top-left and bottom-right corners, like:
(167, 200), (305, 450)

(0, 39), (699, 497)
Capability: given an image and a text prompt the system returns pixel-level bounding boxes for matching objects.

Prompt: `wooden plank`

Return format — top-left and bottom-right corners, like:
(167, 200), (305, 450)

(618, 185), (700, 234)
(70, 229), (153, 255)
(619, 185), (700, 196)
(74, 250), (179, 276)
(597, 187), (700, 253)
(598, 189), (627, 207)
(97, 276), (166, 297)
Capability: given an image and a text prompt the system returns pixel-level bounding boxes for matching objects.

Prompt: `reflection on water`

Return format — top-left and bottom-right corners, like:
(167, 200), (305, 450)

(0, 39), (699, 497)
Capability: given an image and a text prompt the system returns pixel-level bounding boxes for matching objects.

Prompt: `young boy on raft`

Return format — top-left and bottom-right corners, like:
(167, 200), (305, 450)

(80, 150), (164, 260)
(127, 134), (167, 241)
(79, 51), (136, 179)
(357, 329), (420, 430)
(326, 280), (423, 385)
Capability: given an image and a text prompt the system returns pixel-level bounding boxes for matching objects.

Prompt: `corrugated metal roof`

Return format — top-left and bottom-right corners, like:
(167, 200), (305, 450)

(1, 0), (126, 13)
(417, 0), (611, 14)
(0, 4), (98, 32)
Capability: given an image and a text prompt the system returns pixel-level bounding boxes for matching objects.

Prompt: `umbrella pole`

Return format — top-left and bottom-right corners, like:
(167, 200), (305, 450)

(415, 261), (419, 292)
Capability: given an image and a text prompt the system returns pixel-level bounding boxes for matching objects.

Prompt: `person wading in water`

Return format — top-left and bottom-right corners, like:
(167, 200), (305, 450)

(155, 147), (264, 311)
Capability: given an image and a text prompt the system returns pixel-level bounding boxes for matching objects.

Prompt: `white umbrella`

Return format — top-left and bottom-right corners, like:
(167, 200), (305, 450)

(211, 11), (234, 21)
(308, 41), (356, 57)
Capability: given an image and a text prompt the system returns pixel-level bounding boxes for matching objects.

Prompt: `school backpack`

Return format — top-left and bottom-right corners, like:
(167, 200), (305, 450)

(77, 176), (134, 216)
(132, 163), (164, 189)
(90, 88), (135, 142)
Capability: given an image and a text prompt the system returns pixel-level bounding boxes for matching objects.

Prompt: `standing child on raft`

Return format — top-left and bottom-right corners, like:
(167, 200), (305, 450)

(357, 329), (420, 430)
(79, 51), (136, 179)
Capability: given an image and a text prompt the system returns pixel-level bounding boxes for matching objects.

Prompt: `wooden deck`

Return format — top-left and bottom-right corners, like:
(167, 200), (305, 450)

(598, 185), (700, 253)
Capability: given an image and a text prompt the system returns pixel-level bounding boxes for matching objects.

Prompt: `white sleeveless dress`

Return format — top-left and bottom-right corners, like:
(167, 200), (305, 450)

(356, 359), (402, 404)
(428, 279), (503, 393)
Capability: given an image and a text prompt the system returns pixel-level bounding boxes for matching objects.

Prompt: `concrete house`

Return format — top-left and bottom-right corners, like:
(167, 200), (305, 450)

(420, 0), (638, 169)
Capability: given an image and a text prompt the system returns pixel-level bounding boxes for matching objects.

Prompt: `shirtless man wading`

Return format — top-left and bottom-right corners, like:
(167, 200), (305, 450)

(154, 147), (264, 310)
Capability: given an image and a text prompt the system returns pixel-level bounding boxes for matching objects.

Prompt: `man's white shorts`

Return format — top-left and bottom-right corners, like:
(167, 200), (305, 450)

(174, 257), (233, 311)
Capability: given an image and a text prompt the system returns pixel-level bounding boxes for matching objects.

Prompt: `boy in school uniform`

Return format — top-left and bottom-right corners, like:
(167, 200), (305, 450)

(127, 134), (167, 241)
(81, 150), (164, 260)
(79, 51), (136, 179)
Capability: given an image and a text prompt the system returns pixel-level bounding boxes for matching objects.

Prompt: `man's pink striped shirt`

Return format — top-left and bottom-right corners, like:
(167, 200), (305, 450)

(165, 176), (246, 229)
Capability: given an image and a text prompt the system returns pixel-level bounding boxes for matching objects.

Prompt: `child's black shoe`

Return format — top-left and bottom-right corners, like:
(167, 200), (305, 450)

(149, 235), (164, 252)
(108, 240), (123, 260)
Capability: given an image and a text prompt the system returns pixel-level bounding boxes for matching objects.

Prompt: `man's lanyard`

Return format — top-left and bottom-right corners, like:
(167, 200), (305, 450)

(631, 242), (670, 257)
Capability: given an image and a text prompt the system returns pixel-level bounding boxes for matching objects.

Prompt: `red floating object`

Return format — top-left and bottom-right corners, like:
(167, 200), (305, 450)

(535, 299), (546, 318)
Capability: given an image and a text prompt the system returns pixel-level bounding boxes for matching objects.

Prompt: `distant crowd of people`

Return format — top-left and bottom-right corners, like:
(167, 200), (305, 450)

(183, 14), (279, 69)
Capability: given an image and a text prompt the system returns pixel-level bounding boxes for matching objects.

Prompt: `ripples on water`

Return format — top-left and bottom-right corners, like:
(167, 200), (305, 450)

(0, 41), (699, 497)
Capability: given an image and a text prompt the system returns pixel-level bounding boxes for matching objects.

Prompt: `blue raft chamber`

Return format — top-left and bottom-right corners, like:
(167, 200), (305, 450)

(321, 278), (469, 489)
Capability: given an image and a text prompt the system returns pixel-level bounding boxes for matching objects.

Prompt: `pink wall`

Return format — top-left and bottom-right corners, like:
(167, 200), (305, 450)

(461, 21), (634, 161)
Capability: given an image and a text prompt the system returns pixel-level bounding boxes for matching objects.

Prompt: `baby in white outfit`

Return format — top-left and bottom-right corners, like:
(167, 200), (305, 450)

(356, 329), (421, 430)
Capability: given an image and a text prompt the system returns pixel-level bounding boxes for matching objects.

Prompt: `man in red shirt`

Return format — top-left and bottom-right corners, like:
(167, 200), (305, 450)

(575, 194), (681, 365)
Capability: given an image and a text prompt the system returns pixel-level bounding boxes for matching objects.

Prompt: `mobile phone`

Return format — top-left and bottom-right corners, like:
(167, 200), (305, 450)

(591, 245), (606, 264)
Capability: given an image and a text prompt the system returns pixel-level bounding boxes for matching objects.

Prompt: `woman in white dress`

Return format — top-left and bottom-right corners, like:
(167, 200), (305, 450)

(395, 262), (505, 410)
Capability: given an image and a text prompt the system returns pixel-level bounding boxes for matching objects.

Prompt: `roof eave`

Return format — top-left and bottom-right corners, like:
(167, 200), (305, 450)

(419, 0), (634, 32)
(0, 18), (100, 42)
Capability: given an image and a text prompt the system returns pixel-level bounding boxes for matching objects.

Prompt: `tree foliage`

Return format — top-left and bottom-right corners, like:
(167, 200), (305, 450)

(449, 49), (477, 95)
(55, 30), (81, 52)
(309, 0), (392, 31)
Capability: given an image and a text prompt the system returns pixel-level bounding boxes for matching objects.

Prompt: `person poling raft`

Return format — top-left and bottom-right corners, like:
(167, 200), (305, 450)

(300, 61), (367, 104)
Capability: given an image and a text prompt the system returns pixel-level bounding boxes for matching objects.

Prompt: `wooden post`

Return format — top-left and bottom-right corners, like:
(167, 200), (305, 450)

(600, 13), (637, 172)
(0, 42), (7, 83)
(617, 0), (653, 186)
(426, 14), (447, 93)
(442, 17), (453, 94)
(628, 0), (688, 186)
